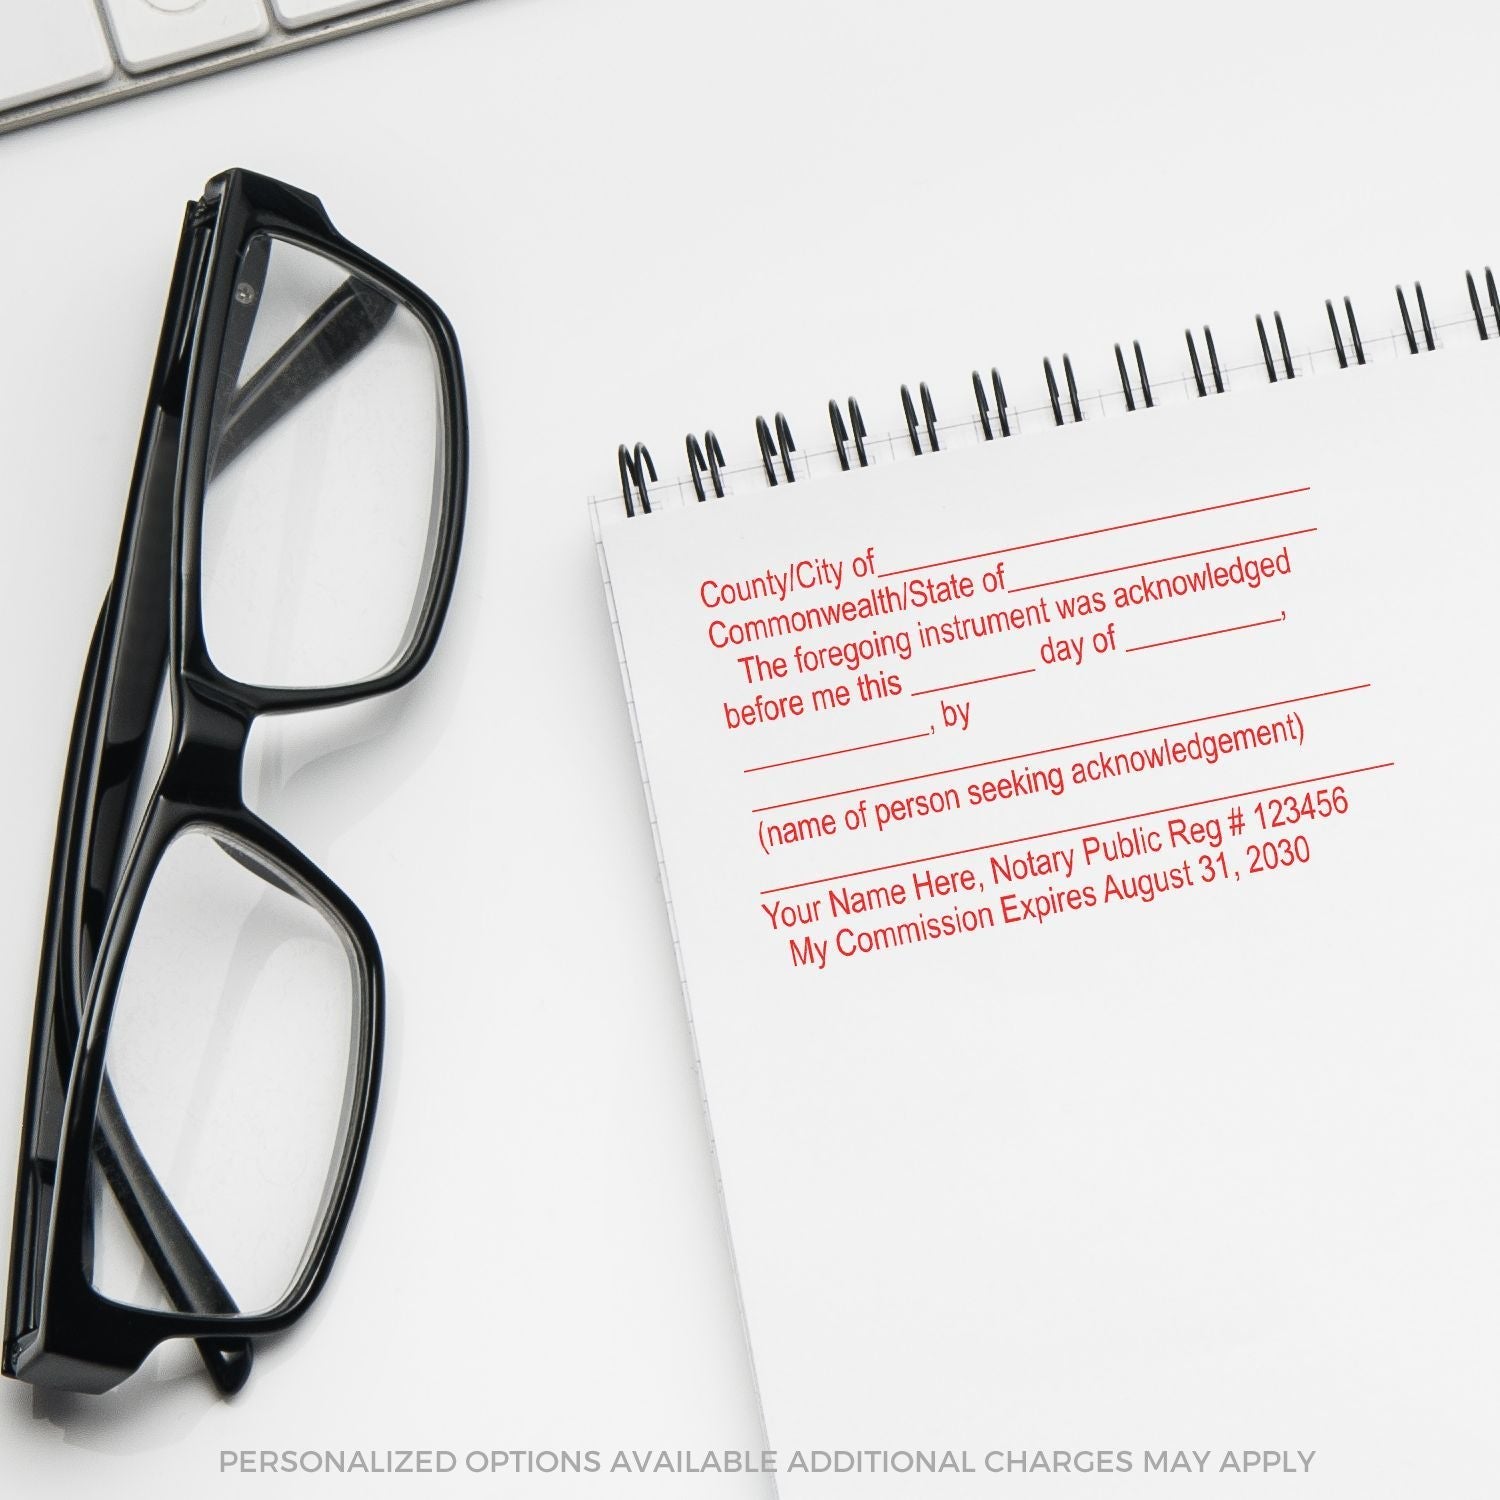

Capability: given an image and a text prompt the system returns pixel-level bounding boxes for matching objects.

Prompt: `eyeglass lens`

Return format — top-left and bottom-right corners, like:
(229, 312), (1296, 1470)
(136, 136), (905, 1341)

(201, 233), (447, 692)
(86, 827), (362, 1319)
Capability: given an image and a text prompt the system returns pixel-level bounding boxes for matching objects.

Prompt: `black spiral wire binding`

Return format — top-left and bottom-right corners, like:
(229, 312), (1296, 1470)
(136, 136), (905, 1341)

(1065, 356), (1082, 420)
(1465, 268), (1500, 340)
(1325, 295), (1365, 368)
(900, 382), (940, 453)
(1255, 316), (1275, 380)
(1253, 312), (1295, 382)
(1204, 327), (1224, 393)
(1185, 330), (1206, 397)
(1466, 272), (1488, 340)
(1345, 298), (1365, 365)
(1416, 283), (1433, 350)
(755, 412), (797, 485)
(1276, 312), (1294, 378)
(1396, 282), (1435, 353)
(618, 442), (655, 517)
(834, 399), (870, 468)
(1350, 298), (1374, 366)
(1043, 355), (1082, 424)
(1184, 327), (1224, 396)
(1325, 302), (1344, 367)
(829, 398), (869, 470)
(1135, 341), (1154, 406)
(1396, 286), (1416, 352)
(972, 368), (1010, 439)
(1043, 360), (1063, 424)
(617, 266), (1499, 514)
(1114, 340), (1153, 411)
(686, 431), (726, 501)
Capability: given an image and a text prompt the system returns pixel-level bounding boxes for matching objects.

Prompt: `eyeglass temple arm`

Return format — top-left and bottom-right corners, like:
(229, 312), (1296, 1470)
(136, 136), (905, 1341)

(95, 1089), (252, 1387)
(68, 593), (255, 1395)
(207, 272), (397, 481)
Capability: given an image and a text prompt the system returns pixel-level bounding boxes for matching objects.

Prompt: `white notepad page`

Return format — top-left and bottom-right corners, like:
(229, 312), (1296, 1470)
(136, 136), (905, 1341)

(596, 341), (1499, 1498)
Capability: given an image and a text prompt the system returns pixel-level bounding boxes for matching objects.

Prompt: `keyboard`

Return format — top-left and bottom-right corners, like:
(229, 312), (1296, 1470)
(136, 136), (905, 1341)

(0, 0), (476, 134)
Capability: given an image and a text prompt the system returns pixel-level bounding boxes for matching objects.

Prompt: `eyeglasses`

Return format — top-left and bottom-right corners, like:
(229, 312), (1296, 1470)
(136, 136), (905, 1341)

(3, 169), (467, 1395)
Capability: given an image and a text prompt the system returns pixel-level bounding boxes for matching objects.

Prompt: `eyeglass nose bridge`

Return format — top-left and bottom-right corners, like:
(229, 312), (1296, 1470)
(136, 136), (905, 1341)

(158, 679), (253, 809)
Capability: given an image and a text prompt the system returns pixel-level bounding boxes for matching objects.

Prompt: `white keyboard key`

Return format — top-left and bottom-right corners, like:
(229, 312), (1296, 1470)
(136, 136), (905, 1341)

(100, 0), (271, 75)
(272, 0), (389, 26)
(0, 0), (114, 111)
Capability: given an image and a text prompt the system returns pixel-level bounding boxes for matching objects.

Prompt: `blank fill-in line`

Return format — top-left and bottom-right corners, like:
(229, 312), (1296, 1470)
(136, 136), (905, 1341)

(875, 485), (1311, 579)
(1009, 527), (1316, 594)
(1126, 611), (1286, 654)
(910, 667), (1036, 698)
(749, 683), (1370, 814)
(758, 762), (1395, 896)
(744, 729), (934, 775)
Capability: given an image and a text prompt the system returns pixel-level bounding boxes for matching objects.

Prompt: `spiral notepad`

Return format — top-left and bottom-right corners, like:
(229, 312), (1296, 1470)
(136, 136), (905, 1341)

(593, 274), (1500, 1496)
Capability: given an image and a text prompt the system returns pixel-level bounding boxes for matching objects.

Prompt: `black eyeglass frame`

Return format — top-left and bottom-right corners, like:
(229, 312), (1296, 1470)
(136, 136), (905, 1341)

(4, 168), (467, 1394)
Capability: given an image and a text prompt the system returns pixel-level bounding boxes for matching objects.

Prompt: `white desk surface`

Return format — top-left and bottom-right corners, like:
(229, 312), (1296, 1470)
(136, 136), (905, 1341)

(2, 0), (1498, 1493)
